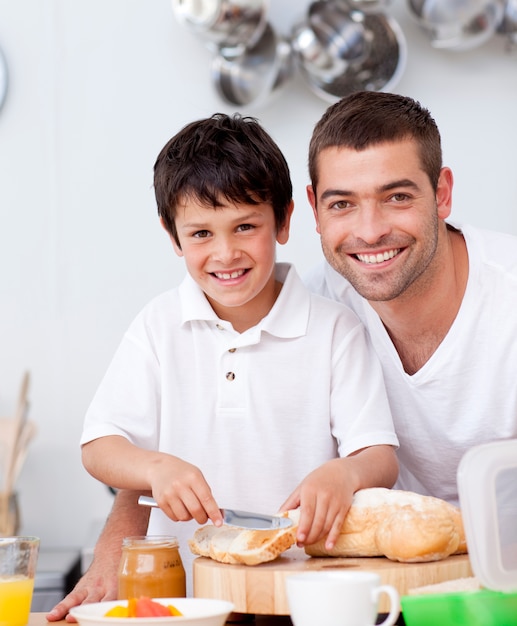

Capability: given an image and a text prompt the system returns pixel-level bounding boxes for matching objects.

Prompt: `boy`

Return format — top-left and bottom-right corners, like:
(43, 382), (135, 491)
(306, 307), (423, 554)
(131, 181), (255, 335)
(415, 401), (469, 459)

(80, 113), (398, 593)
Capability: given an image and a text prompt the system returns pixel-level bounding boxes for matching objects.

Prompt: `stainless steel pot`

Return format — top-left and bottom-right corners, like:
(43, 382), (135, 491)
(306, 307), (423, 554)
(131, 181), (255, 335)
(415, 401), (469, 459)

(0, 46), (7, 112)
(172, 0), (268, 55)
(407, 0), (506, 50)
(291, 2), (406, 103)
(211, 23), (294, 107)
(291, 1), (368, 83)
(332, 0), (394, 12)
(497, 0), (517, 47)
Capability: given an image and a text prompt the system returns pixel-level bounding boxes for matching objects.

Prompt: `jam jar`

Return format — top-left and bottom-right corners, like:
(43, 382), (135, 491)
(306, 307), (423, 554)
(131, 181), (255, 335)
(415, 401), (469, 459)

(117, 536), (186, 599)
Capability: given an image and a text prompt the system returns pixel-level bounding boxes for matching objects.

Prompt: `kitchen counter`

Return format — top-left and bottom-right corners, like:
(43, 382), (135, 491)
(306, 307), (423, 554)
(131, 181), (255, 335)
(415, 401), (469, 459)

(28, 614), (294, 626)
(29, 613), (406, 625)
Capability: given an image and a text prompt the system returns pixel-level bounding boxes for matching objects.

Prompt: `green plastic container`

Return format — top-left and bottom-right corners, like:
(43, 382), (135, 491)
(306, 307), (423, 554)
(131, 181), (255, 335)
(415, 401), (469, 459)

(401, 588), (517, 626)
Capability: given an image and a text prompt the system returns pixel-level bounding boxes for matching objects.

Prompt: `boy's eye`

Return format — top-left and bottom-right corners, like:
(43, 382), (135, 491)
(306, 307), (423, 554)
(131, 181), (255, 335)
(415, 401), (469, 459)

(193, 230), (210, 238)
(237, 223), (254, 232)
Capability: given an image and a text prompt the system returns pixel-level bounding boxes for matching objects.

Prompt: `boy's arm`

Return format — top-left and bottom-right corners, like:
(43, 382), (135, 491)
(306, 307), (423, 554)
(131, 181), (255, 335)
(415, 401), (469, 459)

(279, 445), (398, 550)
(82, 435), (223, 526)
(46, 490), (149, 622)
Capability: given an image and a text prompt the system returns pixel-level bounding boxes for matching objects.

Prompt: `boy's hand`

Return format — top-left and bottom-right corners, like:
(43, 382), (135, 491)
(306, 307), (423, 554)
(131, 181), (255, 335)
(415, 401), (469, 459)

(82, 437), (225, 528)
(279, 446), (398, 550)
(279, 458), (355, 550)
(148, 455), (224, 527)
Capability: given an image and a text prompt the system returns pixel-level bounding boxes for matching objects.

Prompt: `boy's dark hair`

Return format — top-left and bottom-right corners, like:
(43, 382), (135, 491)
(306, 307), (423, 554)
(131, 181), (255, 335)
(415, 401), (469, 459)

(309, 91), (443, 194)
(154, 113), (293, 247)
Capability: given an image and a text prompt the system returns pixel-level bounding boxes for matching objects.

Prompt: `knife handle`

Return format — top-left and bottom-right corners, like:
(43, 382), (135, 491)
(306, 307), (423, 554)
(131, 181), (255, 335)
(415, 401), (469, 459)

(138, 495), (158, 507)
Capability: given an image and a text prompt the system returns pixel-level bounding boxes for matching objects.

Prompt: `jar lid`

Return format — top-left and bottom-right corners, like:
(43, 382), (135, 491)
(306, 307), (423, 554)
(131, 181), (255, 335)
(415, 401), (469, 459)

(457, 439), (517, 592)
(122, 535), (179, 548)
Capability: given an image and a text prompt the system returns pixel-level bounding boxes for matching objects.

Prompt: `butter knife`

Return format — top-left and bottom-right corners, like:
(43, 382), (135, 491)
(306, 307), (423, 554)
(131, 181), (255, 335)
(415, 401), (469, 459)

(137, 495), (293, 530)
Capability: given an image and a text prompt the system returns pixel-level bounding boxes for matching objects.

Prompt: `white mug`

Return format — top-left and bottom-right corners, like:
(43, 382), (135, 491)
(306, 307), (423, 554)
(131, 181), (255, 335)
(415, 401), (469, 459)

(285, 570), (400, 626)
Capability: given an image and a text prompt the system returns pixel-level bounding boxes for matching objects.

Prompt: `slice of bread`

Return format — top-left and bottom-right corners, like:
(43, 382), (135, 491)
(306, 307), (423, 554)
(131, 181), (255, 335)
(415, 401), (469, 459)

(189, 510), (299, 566)
(188, 524), (220, 557)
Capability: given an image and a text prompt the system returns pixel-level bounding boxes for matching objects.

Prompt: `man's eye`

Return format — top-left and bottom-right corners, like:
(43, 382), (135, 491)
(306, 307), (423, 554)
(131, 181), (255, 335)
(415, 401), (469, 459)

(330, 200), (351, 210)
(391, 193), (410, 202)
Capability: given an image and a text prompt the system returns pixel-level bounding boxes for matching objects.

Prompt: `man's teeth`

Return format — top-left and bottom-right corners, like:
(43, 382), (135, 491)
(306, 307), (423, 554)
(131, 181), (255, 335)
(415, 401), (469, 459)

(356, 249), (400, 264)
(214, 269), (246, 280)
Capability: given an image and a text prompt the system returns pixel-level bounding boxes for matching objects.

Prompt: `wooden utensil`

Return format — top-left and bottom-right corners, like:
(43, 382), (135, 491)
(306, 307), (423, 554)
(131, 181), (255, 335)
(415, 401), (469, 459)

(4, 372), (31, 495)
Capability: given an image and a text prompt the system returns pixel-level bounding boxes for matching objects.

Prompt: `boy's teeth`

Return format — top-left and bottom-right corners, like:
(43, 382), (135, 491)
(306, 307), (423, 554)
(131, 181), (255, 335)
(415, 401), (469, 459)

(215, 269), (245, 280)
(356, 249), (400, 264)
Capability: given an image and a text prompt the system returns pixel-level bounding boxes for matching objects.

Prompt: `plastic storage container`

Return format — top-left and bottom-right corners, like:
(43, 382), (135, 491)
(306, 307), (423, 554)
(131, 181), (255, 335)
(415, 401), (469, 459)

(402, 439), (517, 626)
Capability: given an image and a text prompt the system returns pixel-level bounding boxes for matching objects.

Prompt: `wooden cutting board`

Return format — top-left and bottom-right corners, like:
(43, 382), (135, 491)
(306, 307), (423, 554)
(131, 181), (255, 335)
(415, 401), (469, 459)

(193, 548), (472, 614)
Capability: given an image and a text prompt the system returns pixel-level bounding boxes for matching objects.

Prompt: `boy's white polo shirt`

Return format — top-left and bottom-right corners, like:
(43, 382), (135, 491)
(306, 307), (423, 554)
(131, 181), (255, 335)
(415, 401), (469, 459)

(81, 262), (397, 585)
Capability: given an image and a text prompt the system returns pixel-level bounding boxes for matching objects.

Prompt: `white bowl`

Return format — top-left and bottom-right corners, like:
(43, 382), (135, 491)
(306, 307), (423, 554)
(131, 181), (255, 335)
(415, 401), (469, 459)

(69, 598), (234, 626)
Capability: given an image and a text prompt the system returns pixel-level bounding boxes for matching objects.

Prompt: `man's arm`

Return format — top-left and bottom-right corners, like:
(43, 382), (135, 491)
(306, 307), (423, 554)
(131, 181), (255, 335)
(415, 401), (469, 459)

(46, 490), (150, 623)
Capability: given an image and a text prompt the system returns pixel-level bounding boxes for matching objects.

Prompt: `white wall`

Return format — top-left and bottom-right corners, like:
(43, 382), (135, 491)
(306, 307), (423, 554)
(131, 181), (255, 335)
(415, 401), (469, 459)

(0, 0), (516, 551)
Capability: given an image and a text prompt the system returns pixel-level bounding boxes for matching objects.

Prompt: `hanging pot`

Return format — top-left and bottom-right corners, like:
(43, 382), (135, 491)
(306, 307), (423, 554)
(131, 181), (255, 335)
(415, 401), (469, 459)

(211, 23), (294, 107)
(172, 0), (268, 56)
(407, 0), (506, 50)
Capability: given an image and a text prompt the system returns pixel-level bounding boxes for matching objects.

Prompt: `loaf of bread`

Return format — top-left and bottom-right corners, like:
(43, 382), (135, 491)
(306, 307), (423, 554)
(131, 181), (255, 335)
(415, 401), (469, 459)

(189, 488), (467, 566)
(305, 488), (467, 562)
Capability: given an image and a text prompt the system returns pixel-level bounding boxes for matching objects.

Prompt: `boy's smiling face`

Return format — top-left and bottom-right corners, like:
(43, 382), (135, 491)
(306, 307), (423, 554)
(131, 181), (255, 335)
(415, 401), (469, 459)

(169, 196), (293, 332)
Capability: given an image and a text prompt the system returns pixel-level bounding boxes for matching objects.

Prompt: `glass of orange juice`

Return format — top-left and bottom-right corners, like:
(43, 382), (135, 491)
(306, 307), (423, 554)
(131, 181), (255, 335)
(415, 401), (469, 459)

(0, 536), (40, 626)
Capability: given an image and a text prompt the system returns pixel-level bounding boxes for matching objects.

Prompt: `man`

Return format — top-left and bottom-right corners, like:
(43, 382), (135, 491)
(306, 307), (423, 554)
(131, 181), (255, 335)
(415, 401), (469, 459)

(47, 92), (517, 621)
(304, 90), (517, 505)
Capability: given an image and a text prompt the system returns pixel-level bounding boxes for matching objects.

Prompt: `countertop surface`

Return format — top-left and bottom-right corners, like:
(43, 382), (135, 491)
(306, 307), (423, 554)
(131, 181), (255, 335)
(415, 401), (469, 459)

(29, 613), (408, 625)
(29, 614), (294, 626)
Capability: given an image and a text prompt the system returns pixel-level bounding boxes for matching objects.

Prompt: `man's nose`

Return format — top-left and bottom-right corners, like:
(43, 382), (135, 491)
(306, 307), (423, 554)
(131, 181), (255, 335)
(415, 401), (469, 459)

(353, 204), (391, 244)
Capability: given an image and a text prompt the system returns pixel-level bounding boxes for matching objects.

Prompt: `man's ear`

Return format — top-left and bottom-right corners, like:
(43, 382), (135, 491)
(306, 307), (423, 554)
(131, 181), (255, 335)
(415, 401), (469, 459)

(436, 167), (453, 220)
(276, 200), (294, 245)
(306, 185), (321, 234)
(159, 216), (183, 257)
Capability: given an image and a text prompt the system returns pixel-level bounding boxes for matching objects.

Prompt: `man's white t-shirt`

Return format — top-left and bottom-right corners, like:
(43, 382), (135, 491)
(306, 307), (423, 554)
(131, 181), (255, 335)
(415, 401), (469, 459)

(304, 224), (517, 506)
(81, 263), (398, 591)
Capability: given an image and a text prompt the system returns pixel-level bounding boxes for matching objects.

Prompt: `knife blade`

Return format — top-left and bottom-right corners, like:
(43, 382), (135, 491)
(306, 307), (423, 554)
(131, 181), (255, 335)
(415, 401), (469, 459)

(137, 495), (293, 530)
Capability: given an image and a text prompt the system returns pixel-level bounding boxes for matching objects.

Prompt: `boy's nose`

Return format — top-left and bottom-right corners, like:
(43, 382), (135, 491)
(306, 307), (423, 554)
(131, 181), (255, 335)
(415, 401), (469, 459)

(212, 237), (241, 263)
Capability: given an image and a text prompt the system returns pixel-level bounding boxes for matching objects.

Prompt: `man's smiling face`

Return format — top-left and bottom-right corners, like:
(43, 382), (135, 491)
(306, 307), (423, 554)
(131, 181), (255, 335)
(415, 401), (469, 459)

(307, 139), (450, 303)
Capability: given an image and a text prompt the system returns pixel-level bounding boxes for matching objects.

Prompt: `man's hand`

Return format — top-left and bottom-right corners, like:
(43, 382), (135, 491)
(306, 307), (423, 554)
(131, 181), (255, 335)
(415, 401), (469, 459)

(46, 565), (118, 622)
(46, 490), (150, 622)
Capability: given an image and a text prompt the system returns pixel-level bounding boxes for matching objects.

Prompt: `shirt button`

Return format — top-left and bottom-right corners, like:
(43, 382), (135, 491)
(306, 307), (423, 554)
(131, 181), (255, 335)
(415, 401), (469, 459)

(228, 348), (236, 353)
(216, 323), (224, 330)
(226, 372), (235, 381)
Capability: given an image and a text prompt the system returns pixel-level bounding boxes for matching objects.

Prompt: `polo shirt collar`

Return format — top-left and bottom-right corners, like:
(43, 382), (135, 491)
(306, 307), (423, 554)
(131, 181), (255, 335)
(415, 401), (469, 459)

(178, 262), (310, 339)
(258, 263), (309, 339)
(178, 273), (220, 324)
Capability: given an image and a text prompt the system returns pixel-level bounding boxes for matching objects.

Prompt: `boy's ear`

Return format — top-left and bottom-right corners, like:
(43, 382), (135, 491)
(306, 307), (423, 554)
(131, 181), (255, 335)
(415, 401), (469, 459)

(276, 200), (294, 245)
(160, 216), (183, 257)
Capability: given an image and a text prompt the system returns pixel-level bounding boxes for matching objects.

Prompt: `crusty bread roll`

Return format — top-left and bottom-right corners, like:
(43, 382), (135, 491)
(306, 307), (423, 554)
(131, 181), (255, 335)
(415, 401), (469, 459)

(189, 488), (467, 566)
(305, 488), (467, 562)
